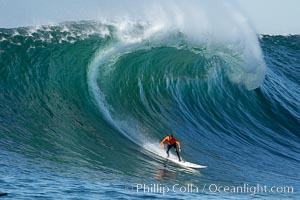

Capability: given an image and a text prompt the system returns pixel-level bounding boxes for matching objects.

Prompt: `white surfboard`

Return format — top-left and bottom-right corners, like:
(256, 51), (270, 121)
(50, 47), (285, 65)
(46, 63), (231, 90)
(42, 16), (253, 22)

(142, 142), (207, 169)
(167, 157), (207, 169)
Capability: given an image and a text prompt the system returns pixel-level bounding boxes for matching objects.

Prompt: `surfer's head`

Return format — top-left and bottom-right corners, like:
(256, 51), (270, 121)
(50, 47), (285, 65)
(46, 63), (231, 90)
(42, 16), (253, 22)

(169, 133), (174, 139)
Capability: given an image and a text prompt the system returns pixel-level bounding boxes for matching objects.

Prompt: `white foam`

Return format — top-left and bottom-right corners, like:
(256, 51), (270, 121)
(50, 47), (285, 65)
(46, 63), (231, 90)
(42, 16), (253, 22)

(142, 142), (179, 160)
(96, 0), (266, 89)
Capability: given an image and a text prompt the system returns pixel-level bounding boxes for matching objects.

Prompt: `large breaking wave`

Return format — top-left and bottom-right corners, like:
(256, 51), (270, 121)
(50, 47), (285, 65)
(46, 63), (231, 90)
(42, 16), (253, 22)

(0, 1), (299, 198)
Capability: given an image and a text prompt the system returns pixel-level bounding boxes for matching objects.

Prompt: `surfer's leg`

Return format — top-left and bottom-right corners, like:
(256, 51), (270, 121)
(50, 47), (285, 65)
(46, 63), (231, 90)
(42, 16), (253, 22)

(166, 144), (171, 157)
(174, 145), (181, 161)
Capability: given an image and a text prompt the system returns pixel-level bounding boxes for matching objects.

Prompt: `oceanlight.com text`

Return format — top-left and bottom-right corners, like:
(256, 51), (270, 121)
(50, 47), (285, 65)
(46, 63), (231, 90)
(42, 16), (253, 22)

(125, 183), (294, 196)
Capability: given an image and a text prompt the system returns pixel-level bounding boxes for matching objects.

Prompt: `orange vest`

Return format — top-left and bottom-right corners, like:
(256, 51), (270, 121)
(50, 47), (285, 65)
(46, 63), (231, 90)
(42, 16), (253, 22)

(161, 136), (181, 148)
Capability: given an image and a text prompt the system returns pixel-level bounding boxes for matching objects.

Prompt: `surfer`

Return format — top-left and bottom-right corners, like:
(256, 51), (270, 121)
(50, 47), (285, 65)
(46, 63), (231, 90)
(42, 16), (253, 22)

(161, 133), (182, 161)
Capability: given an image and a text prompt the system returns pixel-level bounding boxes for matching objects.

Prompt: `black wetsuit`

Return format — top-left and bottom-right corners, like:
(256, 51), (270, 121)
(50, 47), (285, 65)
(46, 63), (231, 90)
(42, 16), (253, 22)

(167, 143), (181, 161)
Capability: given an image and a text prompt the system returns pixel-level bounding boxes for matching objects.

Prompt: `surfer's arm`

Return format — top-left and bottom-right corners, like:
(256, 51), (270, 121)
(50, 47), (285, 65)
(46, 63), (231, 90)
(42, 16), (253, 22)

(161, 137), (168, 148)
(176, 141), (181, 149)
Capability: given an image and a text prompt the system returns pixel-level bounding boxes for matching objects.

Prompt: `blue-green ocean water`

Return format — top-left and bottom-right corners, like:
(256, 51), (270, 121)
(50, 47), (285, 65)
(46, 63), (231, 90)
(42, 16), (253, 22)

(0, 21), (299, 199)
